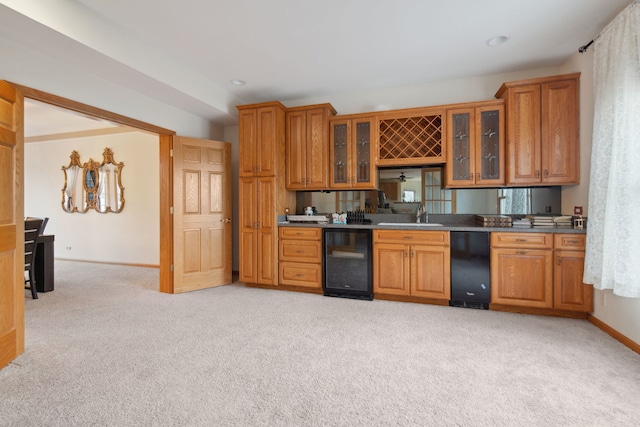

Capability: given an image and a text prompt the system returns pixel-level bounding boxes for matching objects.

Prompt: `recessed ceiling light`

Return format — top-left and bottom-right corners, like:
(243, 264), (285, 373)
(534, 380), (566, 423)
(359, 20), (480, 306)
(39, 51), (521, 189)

(486, 36), (509, 47)
(230, 79), (246, 86)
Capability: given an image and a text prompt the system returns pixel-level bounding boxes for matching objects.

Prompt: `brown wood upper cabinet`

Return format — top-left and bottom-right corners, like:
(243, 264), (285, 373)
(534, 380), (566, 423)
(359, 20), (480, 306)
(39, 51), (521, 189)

(329, 115), (378, 189)
(446, 100), (505, 187)
(238, 102), (286, 177)
(495, 73), (580, 186)
(285, 104), (336, 190)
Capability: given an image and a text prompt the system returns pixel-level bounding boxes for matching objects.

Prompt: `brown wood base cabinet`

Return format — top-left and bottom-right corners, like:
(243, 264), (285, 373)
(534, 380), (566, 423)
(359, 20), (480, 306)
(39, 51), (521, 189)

(553, 234), (593, 312)
(278, 227), (322, 288)
(491, 232), (592, 313)
(373, 230), (450, 300)
(491, 232), (553, 308)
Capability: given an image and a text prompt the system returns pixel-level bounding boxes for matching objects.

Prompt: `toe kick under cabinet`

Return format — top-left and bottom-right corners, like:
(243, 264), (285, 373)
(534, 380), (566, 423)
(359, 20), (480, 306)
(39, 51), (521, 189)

(278, 227), (322, 289)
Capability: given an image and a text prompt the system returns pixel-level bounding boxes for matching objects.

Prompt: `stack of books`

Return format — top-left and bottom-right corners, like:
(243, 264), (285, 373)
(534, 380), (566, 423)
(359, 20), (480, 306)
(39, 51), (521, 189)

(512, 217), (532, 229)
(475, 215), (512, 227)
(553, 215), (574, 229)
(527, 215), (555, 228)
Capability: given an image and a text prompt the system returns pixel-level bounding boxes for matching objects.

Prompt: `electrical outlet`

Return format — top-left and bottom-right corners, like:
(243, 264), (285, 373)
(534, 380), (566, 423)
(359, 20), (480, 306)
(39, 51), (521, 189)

(65, 246), (72, 250)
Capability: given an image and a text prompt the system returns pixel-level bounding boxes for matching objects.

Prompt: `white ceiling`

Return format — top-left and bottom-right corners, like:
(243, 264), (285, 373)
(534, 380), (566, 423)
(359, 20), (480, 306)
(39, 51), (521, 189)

(5, 0), (632, 135)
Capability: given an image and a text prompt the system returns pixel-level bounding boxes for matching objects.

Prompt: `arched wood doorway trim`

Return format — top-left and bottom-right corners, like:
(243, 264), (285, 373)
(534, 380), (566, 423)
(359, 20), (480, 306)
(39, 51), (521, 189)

(12, 83), (175, 293)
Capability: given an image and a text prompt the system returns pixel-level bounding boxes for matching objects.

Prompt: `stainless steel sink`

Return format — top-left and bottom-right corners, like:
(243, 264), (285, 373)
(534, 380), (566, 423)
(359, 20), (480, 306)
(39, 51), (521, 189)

(377, 223), (444, 227)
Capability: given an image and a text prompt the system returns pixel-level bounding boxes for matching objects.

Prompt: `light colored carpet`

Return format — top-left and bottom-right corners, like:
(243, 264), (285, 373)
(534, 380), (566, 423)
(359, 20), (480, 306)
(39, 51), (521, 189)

(1, 260), (639, 426)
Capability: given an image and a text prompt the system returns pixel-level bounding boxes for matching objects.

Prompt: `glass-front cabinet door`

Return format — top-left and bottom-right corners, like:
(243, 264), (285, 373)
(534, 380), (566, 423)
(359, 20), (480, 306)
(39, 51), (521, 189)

(330, 119), (350, 187)
(475, 104), (504, 186)
(448, 110), (474, 186)
(352, 118), (376, 189)
(446, 102), (504, 187)
(330, 116), (377, 189)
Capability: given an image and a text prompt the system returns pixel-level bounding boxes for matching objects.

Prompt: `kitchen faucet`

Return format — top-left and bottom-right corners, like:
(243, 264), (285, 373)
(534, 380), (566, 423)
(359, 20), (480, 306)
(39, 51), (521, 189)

(416, 205), (428, 223)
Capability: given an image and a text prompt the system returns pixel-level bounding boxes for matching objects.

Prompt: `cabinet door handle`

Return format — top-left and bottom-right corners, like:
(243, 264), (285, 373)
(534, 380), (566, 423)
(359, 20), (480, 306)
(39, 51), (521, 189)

(405, 250), (409, 257)
(557, 255), (562, 265)
(516, 251), (527, 255)
(295, 250), (303, 254)
(411, 250), (415, 258)
(536, 170), (541, 178)
(403, 235), (413, 240)
(544, 170), (549, 178)
(296, 273), (304, 277)
(516, 239), (527, 242)
(567, 240), (579, 244)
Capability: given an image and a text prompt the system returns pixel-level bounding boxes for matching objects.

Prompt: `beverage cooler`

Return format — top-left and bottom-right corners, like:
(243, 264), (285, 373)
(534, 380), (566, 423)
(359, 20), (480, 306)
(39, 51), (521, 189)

(322, 228), (373, 300)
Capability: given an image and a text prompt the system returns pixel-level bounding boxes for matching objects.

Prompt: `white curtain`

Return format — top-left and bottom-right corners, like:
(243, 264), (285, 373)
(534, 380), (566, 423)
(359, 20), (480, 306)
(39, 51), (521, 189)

(502, 188), (531, 215)
(584, 0), (640, 297)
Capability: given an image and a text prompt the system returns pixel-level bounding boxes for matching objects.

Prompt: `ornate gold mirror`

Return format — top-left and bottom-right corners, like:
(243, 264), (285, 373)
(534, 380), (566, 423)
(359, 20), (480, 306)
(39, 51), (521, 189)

(61, 150), (83, 213)
(81, 158), (100, 213)
(61, 148), (125, 213)
(96, 148), (125, 213)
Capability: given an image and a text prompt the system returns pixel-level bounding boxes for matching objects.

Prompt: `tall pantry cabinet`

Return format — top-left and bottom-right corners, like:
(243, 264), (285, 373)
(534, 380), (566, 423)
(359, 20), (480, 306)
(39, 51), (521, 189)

(238, 102), (296, 285)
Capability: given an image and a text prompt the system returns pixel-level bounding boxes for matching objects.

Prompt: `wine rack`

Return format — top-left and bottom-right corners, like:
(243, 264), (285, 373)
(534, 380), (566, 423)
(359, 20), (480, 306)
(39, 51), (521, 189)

(378, 114), (444, 165)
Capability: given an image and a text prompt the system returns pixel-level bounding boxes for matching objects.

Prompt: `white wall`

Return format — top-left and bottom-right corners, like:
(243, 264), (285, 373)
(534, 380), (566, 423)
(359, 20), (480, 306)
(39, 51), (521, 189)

(285, 66), (562, 114)
(560, 50), (640, 345)
(25, 131), (160, 266)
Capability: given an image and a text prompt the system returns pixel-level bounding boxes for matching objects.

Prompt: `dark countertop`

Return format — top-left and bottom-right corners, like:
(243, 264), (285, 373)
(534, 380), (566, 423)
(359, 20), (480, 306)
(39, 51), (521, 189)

(278, 222), (586, 233)
(278, 213), (587, 233)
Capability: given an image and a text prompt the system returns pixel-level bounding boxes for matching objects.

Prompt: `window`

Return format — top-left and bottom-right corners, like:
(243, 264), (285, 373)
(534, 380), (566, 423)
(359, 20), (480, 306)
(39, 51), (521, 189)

(336, 191), (365, 212)
(422, 168), (455, 213)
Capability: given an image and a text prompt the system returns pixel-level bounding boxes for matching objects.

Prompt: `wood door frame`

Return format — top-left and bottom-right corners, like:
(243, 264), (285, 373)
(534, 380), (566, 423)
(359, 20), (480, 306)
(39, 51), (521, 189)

(11, 83), (177, 293)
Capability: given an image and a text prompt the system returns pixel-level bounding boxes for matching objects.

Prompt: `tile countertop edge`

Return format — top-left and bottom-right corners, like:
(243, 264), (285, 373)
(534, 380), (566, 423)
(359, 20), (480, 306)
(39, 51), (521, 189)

(277, 222), (587, 233)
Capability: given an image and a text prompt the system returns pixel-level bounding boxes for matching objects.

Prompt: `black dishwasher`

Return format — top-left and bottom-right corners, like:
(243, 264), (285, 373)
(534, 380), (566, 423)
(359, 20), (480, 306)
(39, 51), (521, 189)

(323, 228), (372, 300)
(449, 231), (491, 309)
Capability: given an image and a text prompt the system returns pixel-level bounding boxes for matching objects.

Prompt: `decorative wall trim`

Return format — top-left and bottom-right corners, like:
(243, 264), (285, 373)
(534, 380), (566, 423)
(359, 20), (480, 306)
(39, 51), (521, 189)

(55, 258), (160, 269)
(26, 126), (140, 143)
(588, 314), (640, 356)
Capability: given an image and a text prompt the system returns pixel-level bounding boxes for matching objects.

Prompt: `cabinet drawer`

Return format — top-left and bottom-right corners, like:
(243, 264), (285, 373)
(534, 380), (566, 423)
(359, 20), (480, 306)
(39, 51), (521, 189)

(279, 240), (322, 263)
(491, 232), (552, 249)
(373, 230), (449, 245)
(554, 234), (586, 251)
(278, 227), (321, 240)
(279, 262), (322, 288)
